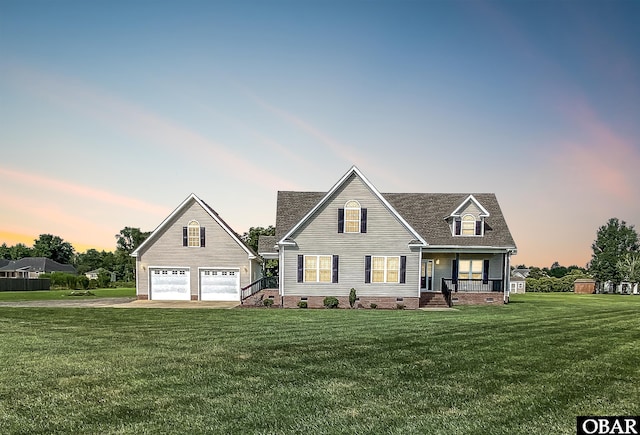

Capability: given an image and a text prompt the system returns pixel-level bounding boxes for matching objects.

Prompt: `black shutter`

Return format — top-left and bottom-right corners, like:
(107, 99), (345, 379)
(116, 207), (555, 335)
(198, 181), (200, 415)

(483, 259), (489, 284)
(200, 227), (206, 247)
(297, 255), (304, 283)
(455, 219), (461, 235)
(476, 220), (482, 236)
(364, 255), (371, 283)
(452, 258), (458, 284)
(332, 255), (339, 283)
(399, 256), (407, 284)
(182, 227), (188, 246)
(338, 208), (345, 233)
(360, 208), (367, 233)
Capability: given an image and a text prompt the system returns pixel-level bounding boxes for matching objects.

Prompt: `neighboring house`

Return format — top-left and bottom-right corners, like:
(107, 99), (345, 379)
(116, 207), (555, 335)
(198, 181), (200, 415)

(260, 166), (517, 308)
(0, 257), (77, 278)
(85, 269), (117, 282)
(131, 194), (262, 301)
(510, 268), (529, 293)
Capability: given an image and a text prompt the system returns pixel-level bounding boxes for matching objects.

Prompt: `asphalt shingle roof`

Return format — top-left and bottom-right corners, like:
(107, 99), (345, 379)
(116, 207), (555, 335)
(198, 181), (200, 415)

(275, 191), (516, 249)
(0, 257), (77, 274)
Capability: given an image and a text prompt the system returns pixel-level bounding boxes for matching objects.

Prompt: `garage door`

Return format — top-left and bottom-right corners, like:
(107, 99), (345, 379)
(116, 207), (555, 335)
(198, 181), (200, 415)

(200, 269), (240, 301)
(150, 268), (190, 300)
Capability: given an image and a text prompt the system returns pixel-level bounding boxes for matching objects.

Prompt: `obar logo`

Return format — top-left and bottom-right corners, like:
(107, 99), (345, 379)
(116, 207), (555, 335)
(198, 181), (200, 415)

(577, 417), (639, 435)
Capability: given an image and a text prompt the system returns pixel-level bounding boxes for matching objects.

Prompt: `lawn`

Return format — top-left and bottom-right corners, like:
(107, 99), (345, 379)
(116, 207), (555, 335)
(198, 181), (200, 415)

(0, 293), (638, 434)
(0, 287), (135, 301)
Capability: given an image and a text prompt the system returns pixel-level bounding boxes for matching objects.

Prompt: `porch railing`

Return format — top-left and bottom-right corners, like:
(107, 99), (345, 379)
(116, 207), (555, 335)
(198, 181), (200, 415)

(442, 278), (503, 292)
(441, 278), (452, 307)
(240, 276), (279, 301)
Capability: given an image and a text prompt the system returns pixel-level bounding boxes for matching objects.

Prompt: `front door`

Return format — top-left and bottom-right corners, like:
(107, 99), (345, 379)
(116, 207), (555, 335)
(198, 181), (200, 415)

(421, 260), (434, 291)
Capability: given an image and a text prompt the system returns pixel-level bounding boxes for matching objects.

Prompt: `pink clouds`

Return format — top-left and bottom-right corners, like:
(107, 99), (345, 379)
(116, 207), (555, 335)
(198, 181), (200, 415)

(0, 166), (169, 216)
(5, 64), (299, 191)
(552, 98), (640, 201)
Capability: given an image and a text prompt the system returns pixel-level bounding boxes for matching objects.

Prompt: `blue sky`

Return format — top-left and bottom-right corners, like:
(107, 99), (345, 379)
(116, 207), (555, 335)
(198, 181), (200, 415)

(1, 0), (639, 267)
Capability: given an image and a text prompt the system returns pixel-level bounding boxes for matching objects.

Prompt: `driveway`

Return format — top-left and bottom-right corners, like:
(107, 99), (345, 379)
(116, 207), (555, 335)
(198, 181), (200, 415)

(0, 298), (239, 309)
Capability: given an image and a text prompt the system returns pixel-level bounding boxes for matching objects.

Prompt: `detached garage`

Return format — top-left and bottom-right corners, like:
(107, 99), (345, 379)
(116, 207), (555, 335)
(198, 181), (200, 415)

(200, 269), (240, 301)
(150, 268), (190, 300)
(132, 193), (262, 302)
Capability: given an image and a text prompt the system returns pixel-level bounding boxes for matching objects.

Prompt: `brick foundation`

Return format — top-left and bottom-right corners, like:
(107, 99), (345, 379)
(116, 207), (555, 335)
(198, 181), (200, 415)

(137, 294), (148, 300)
(283, 295), (419, 309)
(450, 292), (504, 305)
(241, 289), (281, 307)
(191, 295), (198, 301)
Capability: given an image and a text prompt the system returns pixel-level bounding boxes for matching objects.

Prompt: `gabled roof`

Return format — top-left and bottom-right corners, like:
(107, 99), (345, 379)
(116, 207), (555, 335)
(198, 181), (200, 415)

(0, 257), (77, 274)
(275, 168), (516, 250)
(131, 193), (258, 259)
(449, 194), (490, 217)
(277, 166), (427, 246)
(0, 259), (9, 268)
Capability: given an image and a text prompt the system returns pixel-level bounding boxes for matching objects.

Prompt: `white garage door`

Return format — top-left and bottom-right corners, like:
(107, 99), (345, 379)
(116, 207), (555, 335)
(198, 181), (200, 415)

(200, 269), (240, 301)
(150, 268), (190, 300)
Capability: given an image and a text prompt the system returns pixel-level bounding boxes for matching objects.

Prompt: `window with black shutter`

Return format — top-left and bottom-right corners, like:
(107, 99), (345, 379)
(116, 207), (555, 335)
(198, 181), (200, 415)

(364, 255), (371, 283)
(332, 255), (339, 283)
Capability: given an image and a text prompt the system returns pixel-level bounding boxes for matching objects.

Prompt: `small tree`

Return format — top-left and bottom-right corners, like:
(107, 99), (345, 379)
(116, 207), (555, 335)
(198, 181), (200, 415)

(618, 253), (640, 285)
(349, 288), (357, 308)
(589, 218), (639, 285)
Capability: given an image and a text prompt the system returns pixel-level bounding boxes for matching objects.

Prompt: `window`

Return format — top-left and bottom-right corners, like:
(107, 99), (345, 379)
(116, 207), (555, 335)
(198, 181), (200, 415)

(372, 256), (400, 283)
(187, 220), (200, 247)
(338, 201), (367, 233)
(454, 214), (483, 236)
(304, 255), (332, 282)
(345, 200), (361, 233)
(458, 260), (483, 280)
(461, 214), (475, 235)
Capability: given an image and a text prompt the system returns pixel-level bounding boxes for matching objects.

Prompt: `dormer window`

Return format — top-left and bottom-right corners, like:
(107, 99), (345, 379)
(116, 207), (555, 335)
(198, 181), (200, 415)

(183, 220), (206, 247)
(454, 215), (483, 236)
(338, 201), (367, 233)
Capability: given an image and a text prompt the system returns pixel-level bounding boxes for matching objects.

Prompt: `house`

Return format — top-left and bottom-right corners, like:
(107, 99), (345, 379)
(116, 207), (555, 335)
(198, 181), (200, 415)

(510, 268), (529, 293)
(85, 269), (117, 282)
(259, 166), (517, 308)
(131, 194), (262, 301)
(0, 257), (77, 278)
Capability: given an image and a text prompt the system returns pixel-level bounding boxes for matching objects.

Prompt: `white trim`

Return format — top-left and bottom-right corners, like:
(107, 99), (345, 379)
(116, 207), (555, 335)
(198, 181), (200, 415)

(450, 194), (490, 217)
(148, 266), (191, 301)
(278, 166), (427, 246)
(198, 266), (241, 301)
(370, 255), (400, 284)
(303, 255), (333, 283)
(131, 193), (255, 258)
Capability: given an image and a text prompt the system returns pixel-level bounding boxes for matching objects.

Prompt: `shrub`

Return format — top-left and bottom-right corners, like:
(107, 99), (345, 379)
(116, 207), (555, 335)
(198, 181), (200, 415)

(88, 279), (98, 289)
(396, 304), (405, 310)
(370, 303), (378, 309)
(349, 288), (357, 308)
(263, 298), (274, 307)
(297, 301), (308, 309)
(323, 296), (339, 309)
(77, 275), (90, 290)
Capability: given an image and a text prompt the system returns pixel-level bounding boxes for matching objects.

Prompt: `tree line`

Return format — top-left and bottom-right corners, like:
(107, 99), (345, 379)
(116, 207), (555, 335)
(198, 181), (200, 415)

(516, 217), (639, 292)
(0, 226), (278, 282)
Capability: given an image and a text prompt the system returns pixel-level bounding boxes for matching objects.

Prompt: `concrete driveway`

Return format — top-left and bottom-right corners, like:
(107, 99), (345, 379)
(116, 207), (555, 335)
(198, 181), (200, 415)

(0, 298), (239, 309)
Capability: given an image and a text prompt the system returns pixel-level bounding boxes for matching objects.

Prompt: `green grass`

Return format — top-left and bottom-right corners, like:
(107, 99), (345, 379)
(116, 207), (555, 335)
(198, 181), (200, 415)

(0, 293), (639, 434)
(0, 287), (135, 301)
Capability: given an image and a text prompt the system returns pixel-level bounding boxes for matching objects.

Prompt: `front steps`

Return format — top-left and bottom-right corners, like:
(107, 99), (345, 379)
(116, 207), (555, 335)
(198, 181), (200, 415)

(419, 292), (450, 308)
(241, 288), (280, 307)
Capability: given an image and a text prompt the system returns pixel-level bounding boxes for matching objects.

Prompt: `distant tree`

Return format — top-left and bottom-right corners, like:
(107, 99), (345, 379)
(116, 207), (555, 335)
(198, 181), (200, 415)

(0, 243), (11, 260)
(528, 266), (546, 279)
(10, 243), (32, 260)
(547, 262), (568, 278)
(33, 234), (75, 264)
(589, 218), (639, 285)
(115, 227), (151, 255)
(241, 226), (275, 253)
(115, 227), (151, 282)
(75, 249), (105, 274)
(617, 253), (640, 285)
(97, 269), (113, 288)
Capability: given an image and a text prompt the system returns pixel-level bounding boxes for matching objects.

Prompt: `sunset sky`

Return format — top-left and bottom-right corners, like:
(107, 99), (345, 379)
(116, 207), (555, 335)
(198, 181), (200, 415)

(1, 0), (639, 267)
